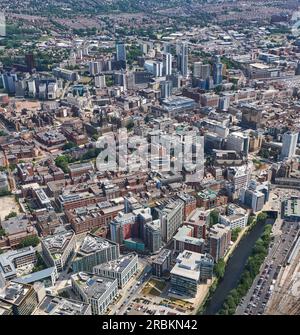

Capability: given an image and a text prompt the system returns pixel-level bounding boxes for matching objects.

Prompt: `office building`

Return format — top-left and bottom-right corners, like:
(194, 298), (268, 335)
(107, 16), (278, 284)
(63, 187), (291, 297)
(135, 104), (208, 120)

(193, 62), (210, 80)
(163, 53), (172, 76)
(170, 251), (214, 297)
(160, 80), (172, 99)
(281, 131), (298, 160)
(0, 247), (36, 281)
(42, 231), (76, 272)
(283, 198), (300, 221)
(71, 234), (119, 273)
(93, 253), (138, 288)
(179, 42), (188, 77)
(116, 42), (126, 69)
(34, 295), (92, 315)
(226, 131), (250, 156)
(71, 272), (118, 315)
(212, 55), (223, 86)
(95, 75), (106, 88)
(152, 249), (172, 277)
(14, 267), (58, 288)
(0, 281), (39, 315)
(185, 208), (208, 240)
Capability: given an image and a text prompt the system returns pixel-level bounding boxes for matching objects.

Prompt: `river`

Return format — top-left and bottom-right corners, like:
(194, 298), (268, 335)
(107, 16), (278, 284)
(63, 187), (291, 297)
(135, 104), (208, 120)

(202, 218), (274, 315)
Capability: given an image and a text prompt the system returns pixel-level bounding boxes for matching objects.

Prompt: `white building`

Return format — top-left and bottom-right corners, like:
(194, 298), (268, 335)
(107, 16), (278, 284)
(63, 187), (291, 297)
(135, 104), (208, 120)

(93, 253), (138, 288)
(41, 231), (76, 273)
(71, 272), (118, 315)
(219, 204), (248, 230)
(281, 131), (298, 160)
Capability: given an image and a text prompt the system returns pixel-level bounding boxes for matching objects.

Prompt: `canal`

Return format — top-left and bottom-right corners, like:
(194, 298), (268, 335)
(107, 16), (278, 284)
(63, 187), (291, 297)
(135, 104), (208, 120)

(202, 218), (275, 315)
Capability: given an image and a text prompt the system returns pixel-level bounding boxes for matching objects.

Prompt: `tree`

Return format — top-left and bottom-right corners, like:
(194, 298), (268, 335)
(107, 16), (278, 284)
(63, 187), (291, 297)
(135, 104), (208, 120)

(5, 211), (17, 220)
(18, 235), (40, 248)
(257, 212), (268, 224)
(214, 258), (226, 279)
(0, 228), (6, 237)
(55, 155), (70, 173)
(247, 215), (256, 226)
(231, 227), (242, 242)
(32, 252), (47, 273)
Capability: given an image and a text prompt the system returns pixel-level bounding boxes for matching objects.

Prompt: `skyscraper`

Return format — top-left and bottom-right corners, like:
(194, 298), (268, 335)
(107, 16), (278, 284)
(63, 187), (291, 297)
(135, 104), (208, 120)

(212, 55), (223, 86)
(180, 42), (188, 78)
(163, 53), (172, 76)
(160, 80), (172, 99)
(193, 62), (211, 80)
(116, 42), (126, 69)
(281, 131), (298, 160)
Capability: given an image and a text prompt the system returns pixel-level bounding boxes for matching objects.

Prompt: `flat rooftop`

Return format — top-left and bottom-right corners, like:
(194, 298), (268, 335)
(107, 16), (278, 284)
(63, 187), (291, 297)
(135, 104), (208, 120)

(77, 234), (118, 257)
(42, 231), (75, 260)
(0, 281), (31, 306)
(71, 272), (117, 300)
(171, 251), (213, 281)
(93, 253), (137, 274)
(35, 295), (91, 315)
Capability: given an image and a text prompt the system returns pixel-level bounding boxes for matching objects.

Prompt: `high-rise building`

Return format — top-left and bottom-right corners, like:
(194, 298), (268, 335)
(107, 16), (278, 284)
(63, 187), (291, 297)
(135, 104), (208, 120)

(116, 42), (126, 69)
(160, 80), (172, 99)
(296, 61), (300, 76)
(25, 53), (35, 72)
(163, 52), (172, 76)
(152, 249), (172, 277)
(281, 131), (298, 160)
(209, 224), (231, 261)
(212, 55), (223, 86)
(2, 73), (17, 94)
(95, 75), (106, 88)
(193, 62), (210, 80)
(226, 131), (250, 156)
(155, 199), (184, 243)
(180, 42), (188, 77)
(144, 219), (162, 253)
(89, 61), (102, 76)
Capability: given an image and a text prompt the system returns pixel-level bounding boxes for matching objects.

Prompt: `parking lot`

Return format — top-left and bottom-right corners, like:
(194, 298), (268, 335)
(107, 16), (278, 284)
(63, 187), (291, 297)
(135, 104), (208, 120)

(236, 219), (299, 315)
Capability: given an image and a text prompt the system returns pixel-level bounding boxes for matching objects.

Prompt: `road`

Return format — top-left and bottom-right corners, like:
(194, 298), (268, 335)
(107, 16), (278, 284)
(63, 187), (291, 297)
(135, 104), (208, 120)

(109, 258), (152, 315)
(236, 220), (299, 315)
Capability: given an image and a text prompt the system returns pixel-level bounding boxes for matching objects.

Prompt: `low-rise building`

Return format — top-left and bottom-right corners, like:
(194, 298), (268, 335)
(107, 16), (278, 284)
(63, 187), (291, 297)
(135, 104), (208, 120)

(14, 267), (58, 288)
(0, 247), (36, 281)
(219, 204), (248, 230)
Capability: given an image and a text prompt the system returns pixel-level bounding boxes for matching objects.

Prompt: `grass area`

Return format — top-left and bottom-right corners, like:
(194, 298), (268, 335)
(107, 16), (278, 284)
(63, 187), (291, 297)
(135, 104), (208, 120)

(142, 279), (167, 296)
